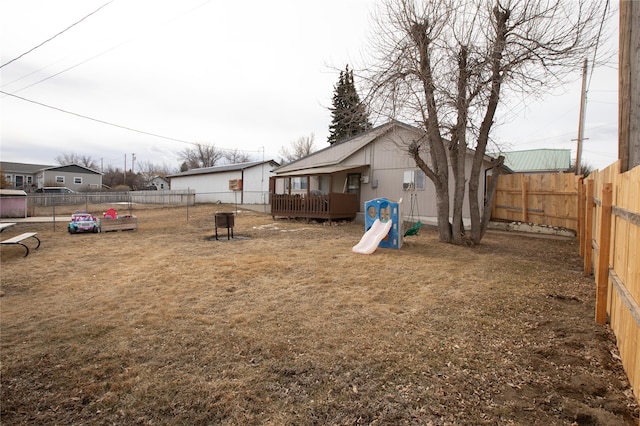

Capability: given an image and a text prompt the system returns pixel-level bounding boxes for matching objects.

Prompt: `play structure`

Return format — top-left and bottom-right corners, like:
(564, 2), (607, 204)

(404, 192), (423, 237)
(352, 197), (402, 254)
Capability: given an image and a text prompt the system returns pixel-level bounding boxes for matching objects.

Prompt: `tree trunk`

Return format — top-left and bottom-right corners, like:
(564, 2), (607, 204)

(435, 181), (453, 242)
(410, 142), (451, 243)
(479, 159), (503, 240)
(451, 155), (466, 244)
(452, 45), (470, 245)
(469, 5), (509, 245)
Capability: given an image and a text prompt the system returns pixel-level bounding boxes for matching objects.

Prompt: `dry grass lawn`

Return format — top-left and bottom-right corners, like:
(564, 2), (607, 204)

(1, 204), (638, 425)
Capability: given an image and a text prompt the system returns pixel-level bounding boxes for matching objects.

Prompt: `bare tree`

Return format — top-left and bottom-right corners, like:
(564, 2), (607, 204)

(137, 161), (171, 188)
(55, 153), (99, 170)
(364, 0), (610, 245)
(279, 133), (317, 164)
(178, 143), (223, 170)
(101, 164), (124, 189)
(223, 149), (253, 164)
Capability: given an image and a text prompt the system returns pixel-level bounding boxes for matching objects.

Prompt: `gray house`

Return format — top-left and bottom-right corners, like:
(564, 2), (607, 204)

(37, 164), (102, 191)
(2, 162), (103, 192)
(1, 161), (52, 191)
(169, 160), (279, 204)
(270, 121), (499, 223)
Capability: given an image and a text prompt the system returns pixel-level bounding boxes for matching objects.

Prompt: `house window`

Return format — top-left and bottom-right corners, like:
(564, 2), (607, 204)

(56, 176), (65, 183)
(5, 174), (12, 183)
(27, 176), (33, 184)
(291, 177), (307, 190)
(403, 169), (425, 191)
(74, 177), (83, 184)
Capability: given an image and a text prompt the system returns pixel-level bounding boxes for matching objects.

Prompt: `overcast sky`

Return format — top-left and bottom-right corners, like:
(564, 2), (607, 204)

(1, 0), (619, 172)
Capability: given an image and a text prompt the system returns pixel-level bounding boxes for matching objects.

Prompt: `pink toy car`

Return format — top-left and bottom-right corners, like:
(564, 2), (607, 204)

(68, 211), (99, 234)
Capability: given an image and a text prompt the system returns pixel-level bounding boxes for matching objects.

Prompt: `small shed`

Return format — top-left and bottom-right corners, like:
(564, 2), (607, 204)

(0, 189), (28, 218)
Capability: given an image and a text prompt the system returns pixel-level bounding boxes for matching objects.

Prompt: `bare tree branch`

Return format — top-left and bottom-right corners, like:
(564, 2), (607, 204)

(178, 143), (223, 169)
(279, 134), (316, 164)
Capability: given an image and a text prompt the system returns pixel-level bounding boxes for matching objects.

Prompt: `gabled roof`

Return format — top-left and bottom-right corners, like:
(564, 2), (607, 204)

(0, 161), (54, 174)
(274, 121), (422, 175)
(42, 164), (103, 175)
(488, 149), (572, 173)
(168, 160), (279, 178)
(0, 189), (28, 196)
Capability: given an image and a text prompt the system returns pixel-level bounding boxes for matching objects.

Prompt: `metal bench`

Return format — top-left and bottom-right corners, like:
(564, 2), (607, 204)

(0, 232), (41, 257)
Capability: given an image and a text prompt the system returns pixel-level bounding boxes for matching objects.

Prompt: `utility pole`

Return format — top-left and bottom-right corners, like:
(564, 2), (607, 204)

(575, 58), (588, 175)
(124, 154), (127, 185)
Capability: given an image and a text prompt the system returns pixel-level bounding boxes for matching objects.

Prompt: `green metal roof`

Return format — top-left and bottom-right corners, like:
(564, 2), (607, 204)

(489, 149), (572, 172)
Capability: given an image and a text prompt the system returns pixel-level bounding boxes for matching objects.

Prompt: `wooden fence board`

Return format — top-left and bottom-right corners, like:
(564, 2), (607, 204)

(578, 162), (640, 404)
(492, 164), (639, 405)
(492, 173), (580, 230)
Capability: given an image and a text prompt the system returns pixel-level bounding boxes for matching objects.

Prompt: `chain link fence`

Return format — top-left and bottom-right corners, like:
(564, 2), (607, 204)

(26, 189), (272, 219)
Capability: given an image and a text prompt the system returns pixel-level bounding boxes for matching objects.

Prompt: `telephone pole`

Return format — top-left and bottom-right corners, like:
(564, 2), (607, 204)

(575, 58), (588, 175)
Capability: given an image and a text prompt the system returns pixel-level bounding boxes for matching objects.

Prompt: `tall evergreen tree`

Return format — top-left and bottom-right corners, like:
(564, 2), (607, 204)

(327, 65), (371, 145)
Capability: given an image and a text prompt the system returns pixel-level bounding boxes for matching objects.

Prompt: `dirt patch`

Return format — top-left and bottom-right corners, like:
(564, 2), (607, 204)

(1, 205), (638, 425)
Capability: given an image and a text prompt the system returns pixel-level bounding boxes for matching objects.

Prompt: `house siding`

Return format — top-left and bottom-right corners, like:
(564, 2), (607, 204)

(170, 162), (276, 204)
(241, 165), (271, 204)
(171, 171), (241, 203)
(40, 169), (101, 191)
(273, 122), (493, 221)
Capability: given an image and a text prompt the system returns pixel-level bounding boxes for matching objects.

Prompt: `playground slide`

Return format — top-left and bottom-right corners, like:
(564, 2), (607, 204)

(352, 219), (393, 255)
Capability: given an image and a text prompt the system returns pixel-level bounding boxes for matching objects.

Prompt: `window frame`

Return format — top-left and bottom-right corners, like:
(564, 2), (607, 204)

(403, 169), (426, 191)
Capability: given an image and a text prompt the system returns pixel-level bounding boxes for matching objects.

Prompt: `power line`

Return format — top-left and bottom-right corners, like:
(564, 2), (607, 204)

(3, 0), (212, 94)
(586, 0), (611, 91)
(5, 39), (134, 95)
(1, 89), (264, 154)
(1, 89), (196, 144)
(0, 1), (115, 69)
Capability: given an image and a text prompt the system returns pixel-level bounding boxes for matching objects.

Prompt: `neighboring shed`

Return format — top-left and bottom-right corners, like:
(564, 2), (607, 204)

(488, 149), (572, 173)
(168, 160), (279, 204)
(0, 189), (28, 218)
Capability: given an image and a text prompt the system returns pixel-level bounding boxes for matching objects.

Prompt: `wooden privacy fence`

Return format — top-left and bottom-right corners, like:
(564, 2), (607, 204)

(492, 173), (581, 231)
(578, 161), (640, 404)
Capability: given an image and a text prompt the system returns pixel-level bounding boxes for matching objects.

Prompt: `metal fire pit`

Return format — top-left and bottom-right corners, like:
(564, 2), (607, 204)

(215, 212), (234, 240)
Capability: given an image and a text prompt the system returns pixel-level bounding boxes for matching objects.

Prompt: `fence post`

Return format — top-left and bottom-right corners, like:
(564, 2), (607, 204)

(521, 175), (529, 223)
(578, 178), (585, 256)
(584, 179), (594, 276)
(595, 183), (612, 324)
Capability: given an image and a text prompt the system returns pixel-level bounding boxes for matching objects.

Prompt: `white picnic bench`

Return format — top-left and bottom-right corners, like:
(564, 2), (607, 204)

(0, 232), (41, 257)
(0, 222), (17, 233)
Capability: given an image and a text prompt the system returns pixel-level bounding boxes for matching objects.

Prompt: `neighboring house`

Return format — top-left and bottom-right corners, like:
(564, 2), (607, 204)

(488, 149), (572, 174)
(147, 176), (170, 190)
(37, 164), (103, 191)
(271, 121), (500, 222)
(168, 160), (279, 204)
(1, 161), (52, 191)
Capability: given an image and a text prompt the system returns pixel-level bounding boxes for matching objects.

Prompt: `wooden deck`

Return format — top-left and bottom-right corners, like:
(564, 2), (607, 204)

(271, 193), (358, 221)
